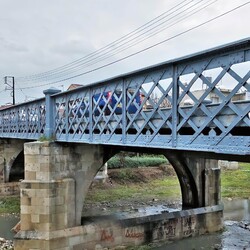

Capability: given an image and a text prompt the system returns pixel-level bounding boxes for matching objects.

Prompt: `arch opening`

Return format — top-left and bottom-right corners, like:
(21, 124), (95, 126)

(81, 150), (187, 222)
(9, 150), (24, 182)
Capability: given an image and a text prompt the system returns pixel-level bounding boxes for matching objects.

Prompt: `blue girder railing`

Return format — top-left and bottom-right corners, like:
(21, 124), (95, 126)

(0, 38), (250, 155)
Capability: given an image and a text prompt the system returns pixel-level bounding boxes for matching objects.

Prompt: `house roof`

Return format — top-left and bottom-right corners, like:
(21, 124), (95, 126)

(67, 84), (83, 90)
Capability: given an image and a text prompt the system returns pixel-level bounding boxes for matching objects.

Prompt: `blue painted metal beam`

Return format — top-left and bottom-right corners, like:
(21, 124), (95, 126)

(0, 38), (249, 155)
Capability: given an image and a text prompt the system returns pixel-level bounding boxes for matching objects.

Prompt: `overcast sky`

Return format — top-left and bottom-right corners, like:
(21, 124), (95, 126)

(0, 0), (249, 105)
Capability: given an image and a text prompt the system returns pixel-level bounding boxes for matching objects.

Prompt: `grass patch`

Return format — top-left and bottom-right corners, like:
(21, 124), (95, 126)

(107, 156), (167, 169)
(87, 162), (250, 203)
(0, 196), (20, 214)
(86, 175), (181, 203)
(221, 162), (250, 199)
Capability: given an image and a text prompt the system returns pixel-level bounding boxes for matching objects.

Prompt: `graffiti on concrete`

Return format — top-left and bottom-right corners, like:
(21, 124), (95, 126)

(100, 228), (114, 242)
(153, 219), (178, 240)
(125, 227), (144, 239)
(182, 216), (196, 237)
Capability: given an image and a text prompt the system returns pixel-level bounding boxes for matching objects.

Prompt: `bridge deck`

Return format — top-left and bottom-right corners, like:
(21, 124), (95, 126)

(0, 38), (249, 155)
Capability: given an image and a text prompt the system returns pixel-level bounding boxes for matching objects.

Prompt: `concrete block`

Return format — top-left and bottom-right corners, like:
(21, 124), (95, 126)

(40, 163), (51, 172)
(31, 214), (40, 223)
(21, 205), (31, 214)
(25, 161), (40, 172)
(24, 143), (42, 155)
(25, 171), (36, 180)
(40, 145), (51, 156)
(36, 171), (51, 181)
(39, 155), (50, 164)
(20, 196), (31, 206)
(20, 214), (32, 231)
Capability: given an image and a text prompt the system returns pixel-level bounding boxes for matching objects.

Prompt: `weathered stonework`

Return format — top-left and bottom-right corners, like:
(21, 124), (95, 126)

(0, 182), (20, 195)
(14, 141), (223, 249)
(15, 141), (105, 250)
(0, 139), (24, 183)
(15, 205), (223, 250)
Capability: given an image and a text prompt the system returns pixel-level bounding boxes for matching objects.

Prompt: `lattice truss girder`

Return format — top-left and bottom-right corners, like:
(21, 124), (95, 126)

(125, 68), (174, 144)
(177, 54), (250, 147)
(91, 81), (123, 139)
(54, 91), (90, 139)
(0, 101), (45, 138)
(1, 39), (249, 154)
(52, 46), (250, 153)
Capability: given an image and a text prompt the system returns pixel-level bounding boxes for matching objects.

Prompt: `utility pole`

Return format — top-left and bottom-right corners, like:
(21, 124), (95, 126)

(4, 76), (15, 105)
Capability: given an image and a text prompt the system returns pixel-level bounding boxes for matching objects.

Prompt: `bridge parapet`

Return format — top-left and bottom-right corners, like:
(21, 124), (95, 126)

(0, 38), (250, 155)
(0, 98), (45, 140)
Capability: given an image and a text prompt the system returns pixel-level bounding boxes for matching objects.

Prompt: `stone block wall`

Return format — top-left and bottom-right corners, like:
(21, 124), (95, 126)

(19, 178), (75, 232)
(15, 205), (223, 250)
(14, 141), (224, 250)
(0, 182), (20, 195)
(0, 139), (25, 183)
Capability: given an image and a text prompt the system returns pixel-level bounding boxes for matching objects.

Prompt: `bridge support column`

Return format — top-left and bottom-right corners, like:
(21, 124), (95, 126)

(14, 141), (104, 250)
(165, 152), (221, 208)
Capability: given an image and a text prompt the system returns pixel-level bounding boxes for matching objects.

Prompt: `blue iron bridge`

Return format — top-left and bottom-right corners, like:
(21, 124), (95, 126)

(0, 38), (249, 155)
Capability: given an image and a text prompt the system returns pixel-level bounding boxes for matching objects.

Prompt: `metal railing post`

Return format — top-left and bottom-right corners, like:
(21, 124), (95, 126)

(43, 88), (61, 138)
(172, 64), (179, 148)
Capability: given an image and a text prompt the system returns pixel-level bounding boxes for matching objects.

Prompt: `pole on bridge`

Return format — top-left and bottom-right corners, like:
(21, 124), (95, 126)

(43, 88), (61, 138)
(4, 76), (15, 105)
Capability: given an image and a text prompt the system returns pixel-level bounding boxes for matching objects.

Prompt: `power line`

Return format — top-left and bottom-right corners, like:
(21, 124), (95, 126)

(16, 0), (204, 82)
(18, 0), (215, 84)
(19, 1), (250, 90)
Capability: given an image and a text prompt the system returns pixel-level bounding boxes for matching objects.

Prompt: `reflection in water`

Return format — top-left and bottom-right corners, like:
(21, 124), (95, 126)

(0, 215), (19, 240)
(223, 199), (250, 221)
(156, 199), (250, 250)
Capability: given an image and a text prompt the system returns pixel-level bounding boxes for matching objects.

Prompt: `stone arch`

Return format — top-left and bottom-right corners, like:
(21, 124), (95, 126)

(20, 141), (219, 236)
(0, 139), (25, 183)
(81, 148), (187, 217)
(16, 142), (221, 250)
(163, 152), (199, 208)
(60, 143), (105, 226)
(9, 150), (24, 182)
(98, 147), (209, 209)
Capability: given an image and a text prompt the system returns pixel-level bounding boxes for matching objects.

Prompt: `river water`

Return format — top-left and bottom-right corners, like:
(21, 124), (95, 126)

(0, 199), (250, 249)
(0, 215), (19, 240)
(156, 199), (250, 250)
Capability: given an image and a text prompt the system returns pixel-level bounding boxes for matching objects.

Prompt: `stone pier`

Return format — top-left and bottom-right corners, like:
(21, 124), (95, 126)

(14, 142), (223, 249)
(14, 141), (104, 249)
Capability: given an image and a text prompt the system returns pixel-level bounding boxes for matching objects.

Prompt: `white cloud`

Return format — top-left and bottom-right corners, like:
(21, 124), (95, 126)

(0, 0), (249, 104)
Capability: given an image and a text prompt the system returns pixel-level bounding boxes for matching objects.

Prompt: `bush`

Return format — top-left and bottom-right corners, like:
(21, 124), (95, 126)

(107, 156), (168, 169)
(0, 197), (20, 214)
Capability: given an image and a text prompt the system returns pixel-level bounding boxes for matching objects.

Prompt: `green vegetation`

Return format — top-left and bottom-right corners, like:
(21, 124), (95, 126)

(107, 155), (168, 169)
(86, 176), (181, 203)
(87, 162), (250, 203)
(0, 196), (20, 214)
(38, 134), (56, 142)
(221, 162), (250, 198)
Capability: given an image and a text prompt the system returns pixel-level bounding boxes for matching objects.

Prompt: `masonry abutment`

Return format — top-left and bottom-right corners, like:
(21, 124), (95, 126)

(14, 143), (223, 249)
(165, 152), (221, 208)
(14, 141), (104, 249)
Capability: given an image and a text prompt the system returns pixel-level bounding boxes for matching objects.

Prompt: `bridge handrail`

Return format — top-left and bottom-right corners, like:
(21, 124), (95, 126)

(0, 37), (249, 154)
